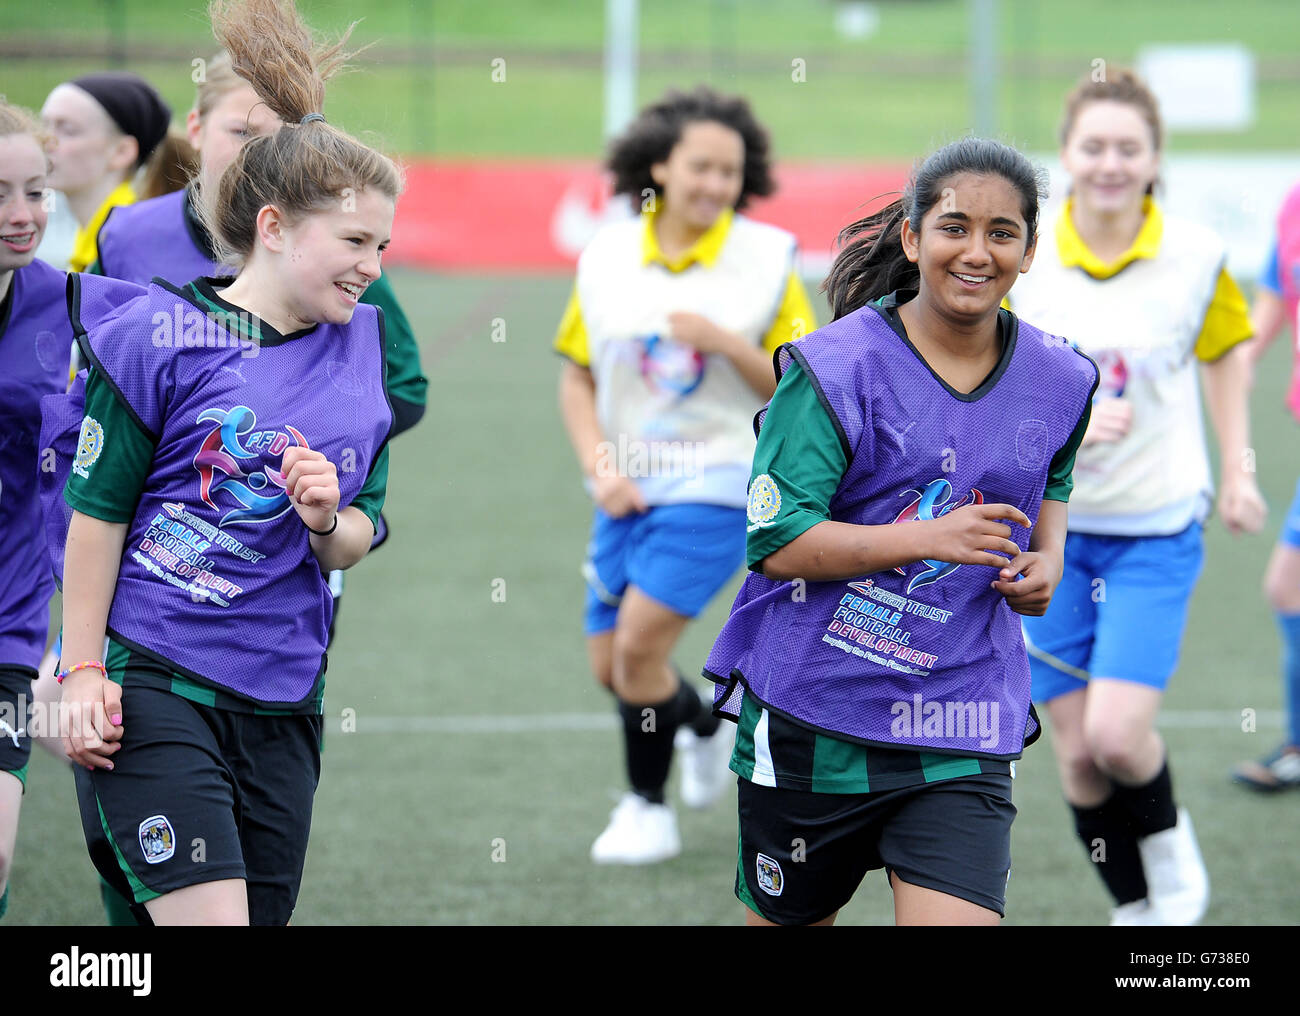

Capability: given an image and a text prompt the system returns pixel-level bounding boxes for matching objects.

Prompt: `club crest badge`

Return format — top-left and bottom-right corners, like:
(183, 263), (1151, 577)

(756, 852), (784, 896)
(72, 417), (105, 479)
(138, 815), (176, 864)
(747, 473), (782, 529)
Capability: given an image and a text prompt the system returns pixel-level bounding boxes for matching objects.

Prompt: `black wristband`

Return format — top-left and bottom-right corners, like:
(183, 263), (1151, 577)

(307, 514), (338, 537)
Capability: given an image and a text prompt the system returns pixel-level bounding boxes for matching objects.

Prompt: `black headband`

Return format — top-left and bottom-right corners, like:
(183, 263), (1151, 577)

(70, 71), (172, 167)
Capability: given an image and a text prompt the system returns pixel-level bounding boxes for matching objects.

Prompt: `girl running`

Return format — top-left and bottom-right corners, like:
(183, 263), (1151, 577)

(0, 99), (76, 921)
(39, 71), (190, 272)
(555, 86), (815, 864)
(1011, 69), (1264, 924)
(88, 50), (427, 438)
(51, 0), (401, 925)
(704, 137), (1097, 926)
(1231, 179), (1300, 791)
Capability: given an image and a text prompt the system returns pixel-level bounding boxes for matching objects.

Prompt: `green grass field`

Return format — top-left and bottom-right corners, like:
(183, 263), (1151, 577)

(5, 0), (1300, 157)
(7, 266), (1300, 926)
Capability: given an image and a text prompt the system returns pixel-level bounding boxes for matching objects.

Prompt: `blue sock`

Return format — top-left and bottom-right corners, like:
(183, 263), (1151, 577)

(1280, 613), (1300, 748)
(0, 884), (8, 921)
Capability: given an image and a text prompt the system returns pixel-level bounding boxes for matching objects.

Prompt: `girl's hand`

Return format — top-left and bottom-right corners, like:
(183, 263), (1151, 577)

(1081, 397), (1132, 445)
(926, 503), (1031, 568)
(592, 473), (648, 519)
(668, 312), (731, 355)
(282, 446), (340, 534)
(1218, 474), (1267, 535)
(991, 550), (1062, 616)
(60, 669), (123, 770)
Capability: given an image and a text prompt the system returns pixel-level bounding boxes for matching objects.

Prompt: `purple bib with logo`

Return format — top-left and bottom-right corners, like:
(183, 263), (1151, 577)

(51, 274), (391, 704)
(704, 301), (1098, 759)
(0, 258), (74, 667)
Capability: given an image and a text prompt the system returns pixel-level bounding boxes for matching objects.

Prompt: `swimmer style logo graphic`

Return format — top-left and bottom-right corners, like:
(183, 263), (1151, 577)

(192, 405), (307, 526)
(890, 478), (987, 593)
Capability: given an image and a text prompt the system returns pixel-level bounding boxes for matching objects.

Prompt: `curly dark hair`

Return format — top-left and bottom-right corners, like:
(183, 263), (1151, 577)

(606, 85), (775, 212)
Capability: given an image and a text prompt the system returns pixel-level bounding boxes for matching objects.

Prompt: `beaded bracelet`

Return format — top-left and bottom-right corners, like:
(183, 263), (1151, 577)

(55, 660), (108, 684)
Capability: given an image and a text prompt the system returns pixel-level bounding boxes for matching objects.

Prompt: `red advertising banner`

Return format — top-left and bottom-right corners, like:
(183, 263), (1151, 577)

(388, 160), (910, 272)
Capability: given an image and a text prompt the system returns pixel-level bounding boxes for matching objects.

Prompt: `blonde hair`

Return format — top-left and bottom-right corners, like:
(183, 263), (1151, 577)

(200, 0), (403, 268)
(0, 97), (50, 151)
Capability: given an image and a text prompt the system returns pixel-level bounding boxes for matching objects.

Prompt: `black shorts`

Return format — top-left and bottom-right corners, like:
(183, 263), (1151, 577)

(76, 684), (323, 926)
(736, 771), (1016, 924)
(0, 666), (36, 784)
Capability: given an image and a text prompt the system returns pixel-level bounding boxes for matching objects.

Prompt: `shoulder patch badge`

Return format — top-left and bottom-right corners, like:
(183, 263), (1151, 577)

(747, 473), (782, 529)
(756, 852), (784, 896)
(73, 417), (105, 479)
(138, 814), (176, 864)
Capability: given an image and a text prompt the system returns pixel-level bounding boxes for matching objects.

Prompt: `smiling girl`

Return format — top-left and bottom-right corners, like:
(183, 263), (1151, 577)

(0, 100), (77, 921)
(556, 87), (815, 864)
(39, 72), (190, 272)
(1011, 69), (1264, 925)
(704, 137), (1097, 926)
(51, 0), (401, 925)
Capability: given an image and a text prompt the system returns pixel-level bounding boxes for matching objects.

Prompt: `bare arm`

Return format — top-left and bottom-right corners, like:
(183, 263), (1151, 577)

(59, 511), (128, 767)
(1201, 343), (1266, 534)
(1246, 289), (1288, 366)
(307, 507), (375, 572)
(558, 361), (605, 480)
(760, 503), (1031, 583)
(557, 360), (646, 516)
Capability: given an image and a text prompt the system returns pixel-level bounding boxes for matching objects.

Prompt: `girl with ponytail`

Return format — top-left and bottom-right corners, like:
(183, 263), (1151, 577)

(50, 0), (401, 925)
(704, 137), (1099, 925)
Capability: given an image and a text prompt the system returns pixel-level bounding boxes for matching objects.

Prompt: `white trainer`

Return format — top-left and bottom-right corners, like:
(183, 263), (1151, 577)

(1109, 899), (1161, 926)
(676, 723), (737, 810)
(590, 793), (681, 865)
(1138, 808), (1210, 925)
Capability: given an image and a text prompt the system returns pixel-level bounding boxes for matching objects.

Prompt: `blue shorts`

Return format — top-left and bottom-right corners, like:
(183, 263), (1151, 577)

(583, 503), (746, 635)
(1283, 478), (1300, 549)
(1022, 524), (1204, 702)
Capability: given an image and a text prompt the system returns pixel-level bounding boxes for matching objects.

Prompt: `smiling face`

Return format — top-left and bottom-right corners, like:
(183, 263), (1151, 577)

(650, 119), (745, 231)
(188, 84), (282, 198)
(0, 133), (50, 274)
(1061, 99), (1160, 219)
(261, 186), (395, 330)
(901, 171), (1036, 322)
(40, 83), (136, 197)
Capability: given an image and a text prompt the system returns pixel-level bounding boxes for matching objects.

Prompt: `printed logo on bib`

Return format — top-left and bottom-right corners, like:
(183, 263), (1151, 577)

(747, 473), (782, 530)
(889, 478), (985, 593)
(1015, 419), (1049, 471)
(138, 815), (175, 864)
(1093, 349), (1128, 399)
(756, 853), (784, 896)
(72, 417), (105, 478)
(192, 404), (308, 527)
(640, 333), (705, 396)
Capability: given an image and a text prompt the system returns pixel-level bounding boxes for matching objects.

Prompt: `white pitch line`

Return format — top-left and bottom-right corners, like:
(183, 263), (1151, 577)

(349, 710), (1284, 734)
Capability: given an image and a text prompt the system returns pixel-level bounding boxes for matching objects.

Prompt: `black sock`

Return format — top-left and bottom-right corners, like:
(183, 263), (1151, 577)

(1071, 796), (1148, 905)
(1111, 761), (1178, 838)
(618, 689), (684, 805)
(672, 670), (721, 737)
